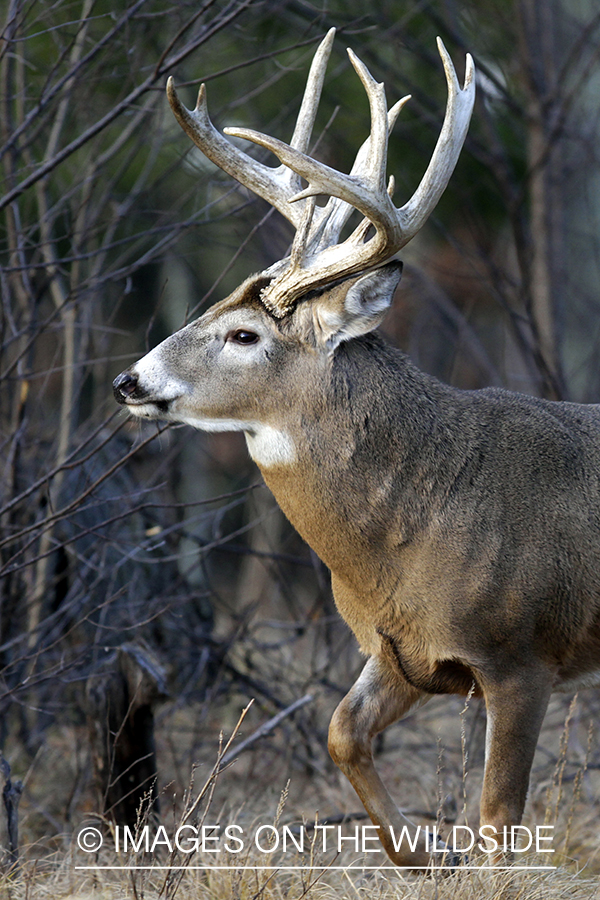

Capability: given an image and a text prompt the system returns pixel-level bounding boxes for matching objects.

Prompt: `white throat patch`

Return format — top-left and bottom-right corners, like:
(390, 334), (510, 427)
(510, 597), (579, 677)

(180, 416), (296, 468)
(245, 425), (296, 468)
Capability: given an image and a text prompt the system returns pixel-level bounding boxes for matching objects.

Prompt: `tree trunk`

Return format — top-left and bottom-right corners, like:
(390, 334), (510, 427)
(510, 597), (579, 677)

(86, 644), (168, 828)
(0, 756), (22, 869)
(519, 0), (567, 398)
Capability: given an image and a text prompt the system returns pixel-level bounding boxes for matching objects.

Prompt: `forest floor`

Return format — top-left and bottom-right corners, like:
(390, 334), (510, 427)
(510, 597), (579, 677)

(2, 685), (600, 899)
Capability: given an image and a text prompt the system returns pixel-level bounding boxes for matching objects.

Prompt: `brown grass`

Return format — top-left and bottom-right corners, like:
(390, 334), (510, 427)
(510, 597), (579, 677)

(2, 688), (600, 900)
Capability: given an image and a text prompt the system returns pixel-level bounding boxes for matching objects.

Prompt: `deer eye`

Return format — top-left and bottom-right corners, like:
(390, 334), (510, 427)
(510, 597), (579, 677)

(228, 329), (259, 345)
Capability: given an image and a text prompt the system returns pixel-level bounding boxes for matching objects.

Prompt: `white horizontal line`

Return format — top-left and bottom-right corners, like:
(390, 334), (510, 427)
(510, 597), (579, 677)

(74, 865), (557, 871)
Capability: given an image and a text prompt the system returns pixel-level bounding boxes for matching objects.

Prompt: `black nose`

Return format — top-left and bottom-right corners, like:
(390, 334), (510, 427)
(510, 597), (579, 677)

(113, 370), (139, 404)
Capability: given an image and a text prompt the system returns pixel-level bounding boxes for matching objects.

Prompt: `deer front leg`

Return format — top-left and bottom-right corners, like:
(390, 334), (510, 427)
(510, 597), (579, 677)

(327, 654), (436, 869)
(479, 669), (553, 859)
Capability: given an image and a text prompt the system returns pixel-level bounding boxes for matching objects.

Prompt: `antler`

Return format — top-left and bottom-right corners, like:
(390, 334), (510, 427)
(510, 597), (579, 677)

(166, 29), (337, 234)
(167, 32), (475, 317)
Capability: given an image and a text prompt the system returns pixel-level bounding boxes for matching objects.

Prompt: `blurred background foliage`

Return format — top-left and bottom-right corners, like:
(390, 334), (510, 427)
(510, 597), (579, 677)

(2, 0), (600, 848)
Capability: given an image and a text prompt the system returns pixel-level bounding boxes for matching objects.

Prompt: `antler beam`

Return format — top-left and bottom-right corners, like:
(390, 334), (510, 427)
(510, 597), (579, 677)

(166, 29), (336, 232)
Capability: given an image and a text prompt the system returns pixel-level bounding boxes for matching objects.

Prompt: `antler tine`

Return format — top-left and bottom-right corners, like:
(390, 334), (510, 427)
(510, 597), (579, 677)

(286, 30), (335, 168)
(397, 38), (475, 243)
(345, 49), (389, 195)
(166, 29), (336, 231)
(312, 95), (411, 254)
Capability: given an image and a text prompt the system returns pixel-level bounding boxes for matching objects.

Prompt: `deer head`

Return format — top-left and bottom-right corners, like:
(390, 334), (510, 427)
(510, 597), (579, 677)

(114, 30), (474, 457)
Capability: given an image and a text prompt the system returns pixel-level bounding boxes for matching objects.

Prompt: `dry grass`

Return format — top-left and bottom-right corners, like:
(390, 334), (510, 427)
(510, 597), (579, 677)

(2, 689), (600, 900)
(3, 844), (600, 900)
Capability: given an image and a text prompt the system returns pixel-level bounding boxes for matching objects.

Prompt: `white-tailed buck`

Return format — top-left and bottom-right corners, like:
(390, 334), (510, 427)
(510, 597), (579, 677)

(114, 31), (600, 869)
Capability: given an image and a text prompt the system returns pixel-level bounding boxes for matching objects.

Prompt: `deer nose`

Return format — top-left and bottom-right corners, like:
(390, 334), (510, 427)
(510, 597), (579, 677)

(113, 371), (139, 404)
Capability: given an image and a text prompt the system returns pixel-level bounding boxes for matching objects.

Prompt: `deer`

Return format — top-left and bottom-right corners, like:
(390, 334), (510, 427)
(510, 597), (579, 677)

(113, 29), (600, 870)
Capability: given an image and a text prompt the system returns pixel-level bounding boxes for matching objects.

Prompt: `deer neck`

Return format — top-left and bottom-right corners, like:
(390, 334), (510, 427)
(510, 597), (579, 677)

(250, 336), (461, 585)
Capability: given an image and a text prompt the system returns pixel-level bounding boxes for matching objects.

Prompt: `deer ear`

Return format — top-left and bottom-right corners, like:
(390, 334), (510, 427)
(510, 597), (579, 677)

(318, 261), (403, 350)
